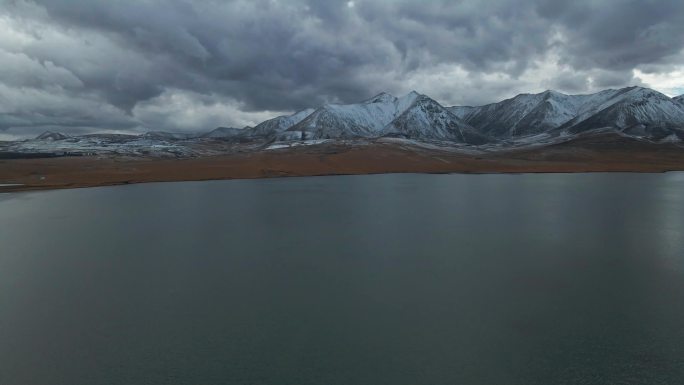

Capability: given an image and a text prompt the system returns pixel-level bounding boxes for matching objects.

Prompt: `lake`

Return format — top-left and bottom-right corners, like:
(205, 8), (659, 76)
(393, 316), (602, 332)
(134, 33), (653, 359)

(1, 173), (684, 384)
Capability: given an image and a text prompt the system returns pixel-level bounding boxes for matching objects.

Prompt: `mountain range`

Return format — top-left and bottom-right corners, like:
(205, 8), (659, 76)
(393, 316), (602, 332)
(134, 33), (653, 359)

(28, 86), (684, 146)
(201, 86), (684, 144)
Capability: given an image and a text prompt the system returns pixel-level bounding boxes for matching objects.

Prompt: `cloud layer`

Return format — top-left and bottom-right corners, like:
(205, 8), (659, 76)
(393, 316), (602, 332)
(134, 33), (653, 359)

(1, 0), (683, 138)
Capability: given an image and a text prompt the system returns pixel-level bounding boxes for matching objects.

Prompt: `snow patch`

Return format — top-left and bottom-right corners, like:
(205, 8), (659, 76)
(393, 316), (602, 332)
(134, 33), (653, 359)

(266, 140), (330, 150)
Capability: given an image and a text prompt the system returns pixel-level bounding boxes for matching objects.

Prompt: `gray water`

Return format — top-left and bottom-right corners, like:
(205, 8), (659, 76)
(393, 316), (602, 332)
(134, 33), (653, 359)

(1, 173), (684, 385)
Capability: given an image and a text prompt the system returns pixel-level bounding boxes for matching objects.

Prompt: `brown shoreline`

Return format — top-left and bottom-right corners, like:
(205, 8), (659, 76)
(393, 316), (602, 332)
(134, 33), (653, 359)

(2, 136), (684, 193)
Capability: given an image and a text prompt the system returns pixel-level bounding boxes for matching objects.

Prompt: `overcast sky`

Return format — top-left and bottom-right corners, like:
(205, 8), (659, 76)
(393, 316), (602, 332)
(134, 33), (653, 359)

(1, 0), (684, 138)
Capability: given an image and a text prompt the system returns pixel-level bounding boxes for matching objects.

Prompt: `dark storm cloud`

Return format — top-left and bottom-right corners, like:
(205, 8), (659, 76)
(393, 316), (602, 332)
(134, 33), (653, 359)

(536, 0), (684, 70)
(1, 0), (683, 137)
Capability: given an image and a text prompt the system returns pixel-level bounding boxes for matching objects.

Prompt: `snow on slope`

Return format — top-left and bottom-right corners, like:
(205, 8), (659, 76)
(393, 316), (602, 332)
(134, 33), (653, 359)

(448, 105), (480, 120)
(24, 87), (677, 152)
(558, 87), (684, 139)
(284, 92), (420, 140)
(241, 108), (315, 138)
(10, 133), (197, 157)
(232, 87), (684, 143)
(449, 90), (594, 138)
(35, 131), (70, 141)
(201, 108), (315, 140)
(674, 94), (684, 106)
(383, 94), (488, 144)
(449, 87), (684, 140)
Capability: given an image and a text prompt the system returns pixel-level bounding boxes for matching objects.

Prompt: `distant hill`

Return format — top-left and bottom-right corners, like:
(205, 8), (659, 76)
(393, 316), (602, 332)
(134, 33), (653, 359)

(201, 127), (245, 139)
(36, 131), (69, 141)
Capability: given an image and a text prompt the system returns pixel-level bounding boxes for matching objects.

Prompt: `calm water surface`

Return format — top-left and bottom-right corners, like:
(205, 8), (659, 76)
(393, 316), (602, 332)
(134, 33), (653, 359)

(1, 173), (684, 384)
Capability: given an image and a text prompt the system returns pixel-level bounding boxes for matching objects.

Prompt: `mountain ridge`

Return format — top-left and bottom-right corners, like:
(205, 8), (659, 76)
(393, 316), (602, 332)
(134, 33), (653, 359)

(29, 86), (684, 145)
(192, 86), (684, 143)
(382, 94), (488, 144)
(282, 91), (423, 140)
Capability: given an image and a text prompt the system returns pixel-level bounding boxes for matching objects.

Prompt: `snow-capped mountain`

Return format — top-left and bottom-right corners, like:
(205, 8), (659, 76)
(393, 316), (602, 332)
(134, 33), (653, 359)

(449, 90), (622, 137)
(277, 91), (486, 143)
(36, 131), (70, 141)
(195, 86), (683, 144)
(26, 87), (681, 150)
(450, 91), (574, 137)
(383, 94), (488, 144)
(449, 87), (684, 141)
(556, 87), (684, 139)
(199, 109), (315, 140)
(283, 92), (421, 140)
(240, 108), (315, 139)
